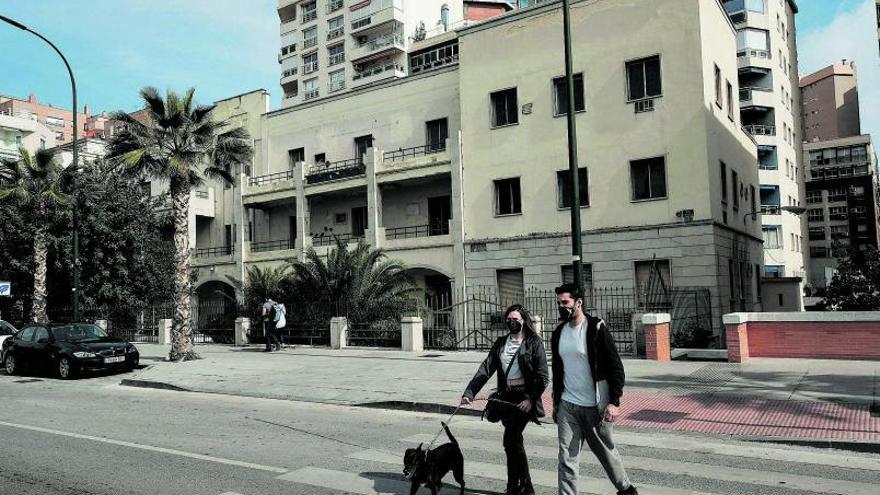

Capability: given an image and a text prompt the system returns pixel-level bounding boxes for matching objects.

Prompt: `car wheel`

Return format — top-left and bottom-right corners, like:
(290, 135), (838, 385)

(4, 353), (16, 375)
(57, 356), (76, 379)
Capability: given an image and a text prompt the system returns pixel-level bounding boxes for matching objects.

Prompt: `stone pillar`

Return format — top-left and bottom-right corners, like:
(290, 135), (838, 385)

(723, 313), (750, 363)
(642, 313), (671, 361)
(294, 161), (310, 257)
(401, 316), (424, 352)
(365, 147), (384, 248)
(449, 133), (468, 345)
(330, 316), (348, 350)
(234, 317), (250, 346)
(94, 320), (108, 331)
(158, 319), (173, 345)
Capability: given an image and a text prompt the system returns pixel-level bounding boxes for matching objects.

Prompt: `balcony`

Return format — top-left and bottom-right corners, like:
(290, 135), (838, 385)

(304, 88), (320, 101)
(352, 62), (405, 86)
(385, 223), (449, 240)
(193, 245), (233, 259)
(327, 27), (344, 40)
(155, 189), (215, 217)
(243, 170), (296, 205)
(281, 68), (298, 85)
(349, 0), (403, 34)
(328, 51), (346, 67)
(739, 86), (773, 105)
(280, 19), (297, 35)
(305, 158), (366, 185)
(303, 37), (318, 50)
(312, 232), (364, 247)
(377, 143), (451, 183)
(744, 124), (776, 136)
(409, 43), (459, 75)
(350, 32), (405, 62)
(251, 238), (295, 253)
(326, 0), (344, 14)
(302, 9), (317, 24)
(737, 48), (773, 71)
(302, 60), (319, 74)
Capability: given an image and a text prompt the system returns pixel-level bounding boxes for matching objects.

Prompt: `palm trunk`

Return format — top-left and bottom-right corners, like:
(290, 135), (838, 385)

(169, 177), (198, 361)
(31, 222), (49, 323)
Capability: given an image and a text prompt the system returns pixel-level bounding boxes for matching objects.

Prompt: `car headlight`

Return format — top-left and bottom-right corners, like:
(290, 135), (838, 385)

(72, 351), (96, 358)
(127, 345), (138, 354)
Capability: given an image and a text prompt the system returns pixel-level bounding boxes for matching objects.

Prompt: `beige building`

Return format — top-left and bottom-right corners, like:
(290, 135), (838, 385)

(276, 0), (466, 107)
(800, 62), (860, 143)
(194, 0), (766, 337)
(0, 110), (56, 161)
(721, 0), (806, 288)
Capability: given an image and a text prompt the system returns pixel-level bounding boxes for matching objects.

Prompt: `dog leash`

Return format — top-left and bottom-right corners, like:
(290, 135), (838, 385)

(424, 403), (463, 450)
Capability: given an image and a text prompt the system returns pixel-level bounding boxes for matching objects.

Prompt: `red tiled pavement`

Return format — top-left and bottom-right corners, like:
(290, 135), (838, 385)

(461, 388), (880, 442)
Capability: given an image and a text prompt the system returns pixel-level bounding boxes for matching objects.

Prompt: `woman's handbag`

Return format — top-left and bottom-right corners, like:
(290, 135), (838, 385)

(481, 346), (521, 423)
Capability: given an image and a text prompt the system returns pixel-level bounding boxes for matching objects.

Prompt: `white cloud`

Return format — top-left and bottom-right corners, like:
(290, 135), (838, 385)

(797, 0), (880, 144)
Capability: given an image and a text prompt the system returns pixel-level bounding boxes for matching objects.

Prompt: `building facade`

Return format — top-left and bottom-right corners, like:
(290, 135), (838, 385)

(800, 62), (860, 143)
(0, 110), (55, 161)
(0, 94), (91, 145)
(276, 0), (465, 108)
(721, 0), (806, 283)
(200, 0), (766, 338)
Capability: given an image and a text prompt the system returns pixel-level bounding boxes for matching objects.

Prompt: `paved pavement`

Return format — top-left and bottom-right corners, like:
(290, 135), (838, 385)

(2, 373), (878, 495)
(126, 343), (880, 445)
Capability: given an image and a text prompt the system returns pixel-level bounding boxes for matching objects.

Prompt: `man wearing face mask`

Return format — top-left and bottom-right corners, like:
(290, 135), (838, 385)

(461, 304), (549, 495)
(552, 283), (637, 495)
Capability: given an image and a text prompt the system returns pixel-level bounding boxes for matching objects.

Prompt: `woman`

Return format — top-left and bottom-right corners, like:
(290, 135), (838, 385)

(461, 304), (549, 495)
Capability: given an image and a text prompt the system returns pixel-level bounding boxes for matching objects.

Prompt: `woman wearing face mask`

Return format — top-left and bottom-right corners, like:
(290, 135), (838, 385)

(461, 304), (550, 495)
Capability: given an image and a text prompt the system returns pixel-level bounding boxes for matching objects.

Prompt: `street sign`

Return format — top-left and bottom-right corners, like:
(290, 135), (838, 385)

(0, 281), (10, 296)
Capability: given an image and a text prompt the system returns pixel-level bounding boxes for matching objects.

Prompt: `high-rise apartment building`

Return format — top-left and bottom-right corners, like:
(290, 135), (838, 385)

(800, 62), (860, 143)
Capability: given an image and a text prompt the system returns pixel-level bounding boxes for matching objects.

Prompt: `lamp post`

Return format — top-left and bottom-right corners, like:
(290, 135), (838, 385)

(561, 0), (585, 294)
(1, 15), (81, 321)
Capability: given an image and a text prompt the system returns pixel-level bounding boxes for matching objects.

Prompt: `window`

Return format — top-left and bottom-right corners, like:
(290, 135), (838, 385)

(634, 259), (672, 308)
(805, 190), (822, 204)
(762, 225), (781, 249)
(810, 246), (828, 257)
(807, 208), (823, 222)
(301, 1), (317, 23)
(557, 168), (589, 208)
(726, 81), (734, 120)
(553, 73), (585, 115)
(750, 185), (756, 214)
(494, 178), (522, 215)
(827, 187), (847, 202)
(303, 52), (318, 74)
(736, 28), (770, 52)
(714, 65), (722, 107)
(314, 152), (326, 164)
(426, 118), (448, 151)
(328, 16), (344, 39)
(630, 156), (666, 201)
(288, 147), (305, 168)
(808, 227), (825, 241)
(731, 170), (739, 209)
(303, 26), (318, 49)
(328, 43), (345, 66)
(354, 134), (373, 162)
(304, 77), (319, 99)
(496, 268), (524, 307)
(490, 88), (518, 127)
(328, 69), (346, 92)
(18, 327), (36, 342)
(829, 207), (847, 220)
(46, 116), (65, 127)
(720, 162), (728, 203)
(625, 55), (661, 101)
(561, 263), (594, 295)
(764, 265), (784, 278)
(33, 327), (49, 343)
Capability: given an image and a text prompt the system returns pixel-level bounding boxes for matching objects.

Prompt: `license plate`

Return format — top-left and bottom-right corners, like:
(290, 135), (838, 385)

(104, 356), (125, 364)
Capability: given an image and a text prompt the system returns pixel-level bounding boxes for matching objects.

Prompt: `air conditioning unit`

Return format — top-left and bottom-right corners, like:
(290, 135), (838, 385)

(634, 98), (655, 114)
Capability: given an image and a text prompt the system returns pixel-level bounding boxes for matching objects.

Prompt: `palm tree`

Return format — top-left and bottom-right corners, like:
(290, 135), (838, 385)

(226, 264), (292, 314)
(107, 87), (253, 361)
(0, 147), (70, 322)
(288, 239), (417, 324)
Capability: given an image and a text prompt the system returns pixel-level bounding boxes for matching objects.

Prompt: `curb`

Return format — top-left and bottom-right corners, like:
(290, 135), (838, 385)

(119, 379), (190, 392)
(744, 436), (880, 455)
(355, 401), (485, 417)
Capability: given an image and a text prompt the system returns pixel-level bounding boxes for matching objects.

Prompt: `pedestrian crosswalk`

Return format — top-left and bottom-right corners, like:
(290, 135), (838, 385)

(277, 417), (880, 494)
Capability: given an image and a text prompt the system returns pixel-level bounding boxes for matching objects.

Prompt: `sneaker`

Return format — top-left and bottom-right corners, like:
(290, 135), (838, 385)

(617, 486), (638, 495)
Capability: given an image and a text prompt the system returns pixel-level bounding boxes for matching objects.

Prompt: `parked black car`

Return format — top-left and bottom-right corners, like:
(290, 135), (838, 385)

(1, 322), (139, 379)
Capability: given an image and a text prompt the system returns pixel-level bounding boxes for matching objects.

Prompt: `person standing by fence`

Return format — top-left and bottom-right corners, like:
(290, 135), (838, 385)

(261, 298), (285, 352)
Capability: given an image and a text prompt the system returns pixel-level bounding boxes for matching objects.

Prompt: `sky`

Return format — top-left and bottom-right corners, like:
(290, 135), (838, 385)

(0, 0), (877, 139)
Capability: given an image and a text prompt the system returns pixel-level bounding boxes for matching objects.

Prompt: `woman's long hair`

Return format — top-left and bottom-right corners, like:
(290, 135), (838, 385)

(504, 304), (540, 340)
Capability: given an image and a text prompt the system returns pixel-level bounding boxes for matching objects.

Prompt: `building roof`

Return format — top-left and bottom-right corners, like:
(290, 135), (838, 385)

(803, 134), (872, 150)
(799, 63), (857, 88)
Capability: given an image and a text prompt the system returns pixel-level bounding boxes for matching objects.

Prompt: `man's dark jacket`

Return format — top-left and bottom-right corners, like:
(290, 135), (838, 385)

(463, 333), (550, 418)
(550, 315), (626, 415)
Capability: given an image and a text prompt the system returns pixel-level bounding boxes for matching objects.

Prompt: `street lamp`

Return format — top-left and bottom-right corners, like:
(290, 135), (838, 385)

(743, 205), (807, 222)
(561, 0), (585, 294)
(1, 15), (81, 321)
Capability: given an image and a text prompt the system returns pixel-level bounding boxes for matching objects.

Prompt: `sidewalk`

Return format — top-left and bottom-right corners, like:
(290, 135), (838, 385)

(126, 343), (880, 444)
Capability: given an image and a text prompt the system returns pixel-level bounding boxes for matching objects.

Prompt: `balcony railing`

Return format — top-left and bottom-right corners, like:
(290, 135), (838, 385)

(359, 32), (404, 53)
(304, 88), (320, 100)
(282, 67), (298, 78)
(312, 232), (364, 247)
(760, 205), (781, 215)
(306, 158), (366, 184)
(248, 170), (296, 187)
(350, 0), (399, 22)
(382, 144), (446, 162)
(193, 246), (233, 258)
(327, 27), (344, 40)
(251, 238), (294, 253)
(385, 223), (449, 240)
(302, 9), (317, 24)
(744, 124), (776, 136)
(737, 48), (771, 59)
(326, 0), (344, 14)
(329, 52), (345, 66)
(303, 37), (318, 50)
(353, 62), (404, 81)
(303, 60), (319, 74)
(739, 86), (771, 101)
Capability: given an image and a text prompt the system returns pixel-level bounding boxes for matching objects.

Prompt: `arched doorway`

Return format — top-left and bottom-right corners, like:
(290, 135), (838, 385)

(194, 280), (237, 340)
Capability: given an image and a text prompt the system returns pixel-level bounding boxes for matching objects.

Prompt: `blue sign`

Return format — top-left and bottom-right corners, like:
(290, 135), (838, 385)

(0, 281), (10, 296)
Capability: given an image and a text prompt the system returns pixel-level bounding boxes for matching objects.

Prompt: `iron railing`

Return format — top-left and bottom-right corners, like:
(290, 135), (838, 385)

(248, 170), (295, 186)
(251, 238), (294, 253)
(382, 144), (446, 162)
(305, 158), (365, 184)
(744, 124), (776, 136)
(193, 246), (233, 258)
(385, 223), (449, 239)
(311, 232), (364, 246)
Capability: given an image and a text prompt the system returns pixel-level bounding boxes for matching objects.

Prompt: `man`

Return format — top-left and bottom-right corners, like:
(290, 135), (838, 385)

(261, 298), (282, 352)
(551, 283), (637, 495)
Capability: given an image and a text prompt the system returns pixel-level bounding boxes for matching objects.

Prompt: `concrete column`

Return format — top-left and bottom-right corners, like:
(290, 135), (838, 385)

(449, 133), (468, 345)
(723, 313), (750, 363)
(234, 172), (247, 289)
(94, 320), (108, 331)
(234, 317), (251, 346)
(330, 316), (348, 350)
(365, 147), (384, 248)
(400, 316), (424, 352)
(642, 313), (671, 361)
(158, 319), (173, 345)
(294, 161), (310, 256)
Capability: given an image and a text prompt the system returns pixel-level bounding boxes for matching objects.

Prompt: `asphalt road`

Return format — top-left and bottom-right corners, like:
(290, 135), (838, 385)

(0, 367), (878, 495)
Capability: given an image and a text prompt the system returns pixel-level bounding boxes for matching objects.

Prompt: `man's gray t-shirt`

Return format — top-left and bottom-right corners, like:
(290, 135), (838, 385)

(559, 319), (597, 406)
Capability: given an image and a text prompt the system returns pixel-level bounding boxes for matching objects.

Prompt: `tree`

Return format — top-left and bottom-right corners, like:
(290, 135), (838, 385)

(287, 239), (417, 324)
(227, 265), (292, 316)
(107, 87), (253, 361)
(0, 148), (70, 322)
(824, 243), (880, 311)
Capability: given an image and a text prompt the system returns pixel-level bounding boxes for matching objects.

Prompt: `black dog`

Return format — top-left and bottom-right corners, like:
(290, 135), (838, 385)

(402, 422), (465, 495)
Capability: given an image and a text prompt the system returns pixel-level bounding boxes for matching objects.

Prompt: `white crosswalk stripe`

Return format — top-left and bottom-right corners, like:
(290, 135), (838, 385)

(275, 421), (880, 495)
